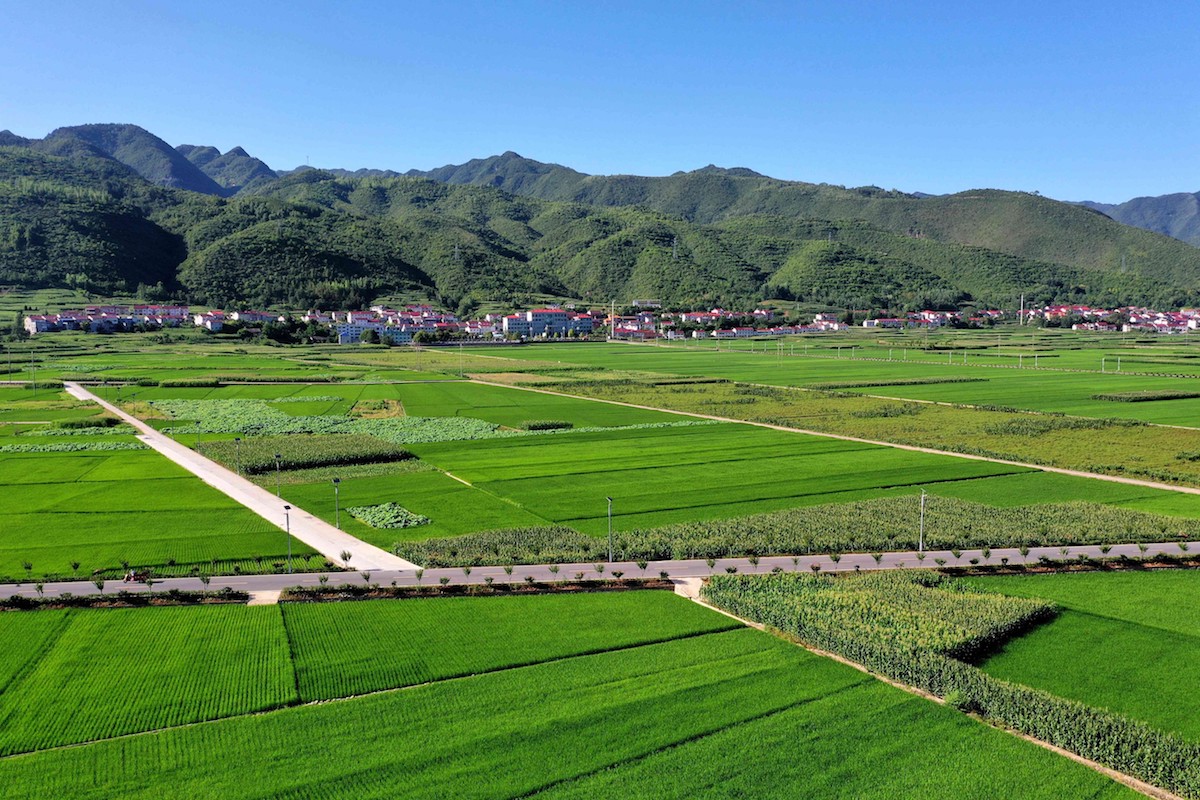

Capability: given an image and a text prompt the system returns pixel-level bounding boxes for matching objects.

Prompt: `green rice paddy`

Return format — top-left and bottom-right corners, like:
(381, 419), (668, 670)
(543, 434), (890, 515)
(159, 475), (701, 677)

(0, 592), (1136, 799)
(966, 569), (1200, 743)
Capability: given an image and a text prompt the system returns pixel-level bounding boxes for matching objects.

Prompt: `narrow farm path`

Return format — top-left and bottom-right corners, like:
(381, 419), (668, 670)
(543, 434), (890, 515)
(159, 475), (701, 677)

(62, 382), (417, 571)
(470, 378), (1200, 497)
(4, 538), (1196, 599)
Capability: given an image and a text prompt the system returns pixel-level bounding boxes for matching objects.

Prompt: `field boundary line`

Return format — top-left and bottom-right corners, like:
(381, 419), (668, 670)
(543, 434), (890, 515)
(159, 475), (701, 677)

(687, 593), (1188, 800)
(0, 627), (741, 760)
(508, 682), (872, 800)
(469, 379), (1200, 497)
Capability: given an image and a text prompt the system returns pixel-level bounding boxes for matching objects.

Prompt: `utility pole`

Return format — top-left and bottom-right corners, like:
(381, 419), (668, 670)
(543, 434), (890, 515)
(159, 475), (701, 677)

(606, 496), (614, 562)
(918, 491), (927, 553)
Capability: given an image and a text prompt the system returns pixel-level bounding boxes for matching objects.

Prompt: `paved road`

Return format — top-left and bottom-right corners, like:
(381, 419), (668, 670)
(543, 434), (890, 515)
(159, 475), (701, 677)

(63, 382), (417, 571)
(3, 539), (1193, 600)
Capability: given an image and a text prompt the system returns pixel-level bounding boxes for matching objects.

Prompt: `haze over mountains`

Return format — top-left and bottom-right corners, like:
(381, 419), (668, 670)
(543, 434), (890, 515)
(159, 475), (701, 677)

(1, 122), (1199, 312)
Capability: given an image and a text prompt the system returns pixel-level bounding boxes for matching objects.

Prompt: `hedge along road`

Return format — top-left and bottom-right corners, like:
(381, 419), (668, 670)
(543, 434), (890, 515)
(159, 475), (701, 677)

(62, 382), (417, 572)
(2, 539), (1195, 601)
(469, 379), (1200, 497)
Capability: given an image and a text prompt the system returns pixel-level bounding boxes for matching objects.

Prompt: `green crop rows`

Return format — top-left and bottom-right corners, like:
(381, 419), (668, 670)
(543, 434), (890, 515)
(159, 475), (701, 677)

(0, 592), (1135, 799)
(967, 570), (1200, 742)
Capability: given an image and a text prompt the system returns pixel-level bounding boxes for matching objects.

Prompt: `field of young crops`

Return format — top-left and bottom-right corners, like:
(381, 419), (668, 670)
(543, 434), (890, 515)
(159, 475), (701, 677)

(0, 387), (318, 580)
(457, 337), (1200, 425)
(0, 601), (1136, 800)
(280, 591), (740, 700)
(703, 569), (1200, 798)
(966, 570), (1200, 743)
(0, 605), (295, 755)
(540, 377), (1200, 489)
(407, 422), (1032, 535)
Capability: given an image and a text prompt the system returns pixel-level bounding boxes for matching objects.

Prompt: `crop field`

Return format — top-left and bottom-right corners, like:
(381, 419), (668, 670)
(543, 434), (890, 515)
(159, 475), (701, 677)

(0, 605), (295, 755)
(0, 387), (317, 581)
(0, 597), (1135, 799)
(407, 421), (1031, 534)
(455, 338), (1200, 424)
(539, 377), (1200, 489)
(966, 569), (1200, 742)
(281, 591), (740, 699)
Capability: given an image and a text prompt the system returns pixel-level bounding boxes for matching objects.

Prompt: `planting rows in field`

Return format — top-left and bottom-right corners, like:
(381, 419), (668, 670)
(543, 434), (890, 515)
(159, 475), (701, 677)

(280, 592), (740, 700)
(202, 434), (414, 474)
(0, 605), (295, 755)
(396, 494), (1200, 566)
(0, 592), (738, 752)
(544, 377), (1200, 487)
(967, 570), (1200, 742)
(702, 571), (1200, 799)
(0, 623), (1135, 800)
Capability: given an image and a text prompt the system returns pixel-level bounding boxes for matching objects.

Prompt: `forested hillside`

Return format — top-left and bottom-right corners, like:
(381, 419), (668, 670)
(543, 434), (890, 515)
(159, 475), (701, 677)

(2, 123), (1200, 311)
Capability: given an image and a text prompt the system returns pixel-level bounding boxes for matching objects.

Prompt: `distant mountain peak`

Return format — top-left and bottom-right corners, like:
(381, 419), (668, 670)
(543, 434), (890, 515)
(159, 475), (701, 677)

(681, 164), (767, 178)
(226, 146), (250, 158)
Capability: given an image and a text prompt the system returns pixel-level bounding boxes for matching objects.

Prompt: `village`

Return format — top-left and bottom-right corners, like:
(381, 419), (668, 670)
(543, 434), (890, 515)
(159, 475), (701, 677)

(20, 301), (1200, 341)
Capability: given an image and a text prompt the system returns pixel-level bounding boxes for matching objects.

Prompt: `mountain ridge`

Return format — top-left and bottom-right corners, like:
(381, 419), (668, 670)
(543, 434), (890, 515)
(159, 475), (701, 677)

(3, 123), (1200, 313)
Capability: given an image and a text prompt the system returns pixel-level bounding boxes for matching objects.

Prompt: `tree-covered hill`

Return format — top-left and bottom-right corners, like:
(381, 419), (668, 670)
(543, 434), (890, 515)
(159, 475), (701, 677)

(3, 125), (1200, 312)
(1081, 192), (1200, 248)
(408, 156), (1200, 291)
(177, 144), (278, 195)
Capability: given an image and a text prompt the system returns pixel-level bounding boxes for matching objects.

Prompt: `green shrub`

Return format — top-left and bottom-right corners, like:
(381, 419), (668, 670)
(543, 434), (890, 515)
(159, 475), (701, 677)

(522, 420), (573, 431)
(56, 417), (121, 430)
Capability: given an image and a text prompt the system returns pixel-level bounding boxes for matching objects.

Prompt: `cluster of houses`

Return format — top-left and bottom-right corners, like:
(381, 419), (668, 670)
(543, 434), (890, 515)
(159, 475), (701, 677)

(1034, 305), (1200, 334)
(23, 305), (192, 335)
(23, 300), (1200, 340)
(336, 306), (596, 344)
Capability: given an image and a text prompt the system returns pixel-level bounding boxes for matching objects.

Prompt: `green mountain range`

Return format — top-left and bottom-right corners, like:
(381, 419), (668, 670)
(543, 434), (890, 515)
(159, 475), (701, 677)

(1, 123), (1198, 312)
(1080, 193), (1200, 248)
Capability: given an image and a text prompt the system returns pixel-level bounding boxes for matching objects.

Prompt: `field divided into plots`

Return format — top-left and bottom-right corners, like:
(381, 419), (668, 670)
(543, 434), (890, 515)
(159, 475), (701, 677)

(474, 339), (1200, 425)
(0, 593), (1135, 800)
(407, 421), (1032, 535)
(967, 569), (1200, 743)
(0, 389), (316, 581)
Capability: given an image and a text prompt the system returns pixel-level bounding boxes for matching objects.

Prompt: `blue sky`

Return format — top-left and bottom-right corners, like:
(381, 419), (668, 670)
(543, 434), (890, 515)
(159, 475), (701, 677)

(2, 1), (1195, 201)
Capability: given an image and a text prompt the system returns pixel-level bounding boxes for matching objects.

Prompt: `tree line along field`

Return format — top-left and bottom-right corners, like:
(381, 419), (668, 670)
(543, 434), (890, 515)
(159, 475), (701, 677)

(0, 591), (1137, 799)
(964, 570), (1200, 743)
(0, 387), (316, 582)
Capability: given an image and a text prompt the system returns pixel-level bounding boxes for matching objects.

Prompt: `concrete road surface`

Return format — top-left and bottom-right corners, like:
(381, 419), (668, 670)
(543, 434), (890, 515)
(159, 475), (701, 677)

(64, 382), (417, 571)
(3, 539), (1193, 601)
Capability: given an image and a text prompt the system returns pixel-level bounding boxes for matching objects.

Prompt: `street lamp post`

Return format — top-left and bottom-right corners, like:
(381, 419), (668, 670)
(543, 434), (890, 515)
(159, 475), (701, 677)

(606, 496), (614, 562)
(234, 437), (242, 476)
(274, 453), (282, 497)
(283, 504), (292, 573)
(332, 477), (341, 529)
(918, 490), (927, 553)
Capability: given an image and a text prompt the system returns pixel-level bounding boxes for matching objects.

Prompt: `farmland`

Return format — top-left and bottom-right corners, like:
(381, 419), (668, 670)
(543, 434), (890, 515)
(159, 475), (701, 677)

(966, 570), (1200, 742)
(702, 570), (1200, 798)
(0, 591), (1137, 799)
(0, 386), (316, 581)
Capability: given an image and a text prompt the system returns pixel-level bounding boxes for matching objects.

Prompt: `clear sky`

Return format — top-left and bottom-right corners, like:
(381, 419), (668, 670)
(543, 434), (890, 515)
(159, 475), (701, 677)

(2, 0), (1195, 202)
